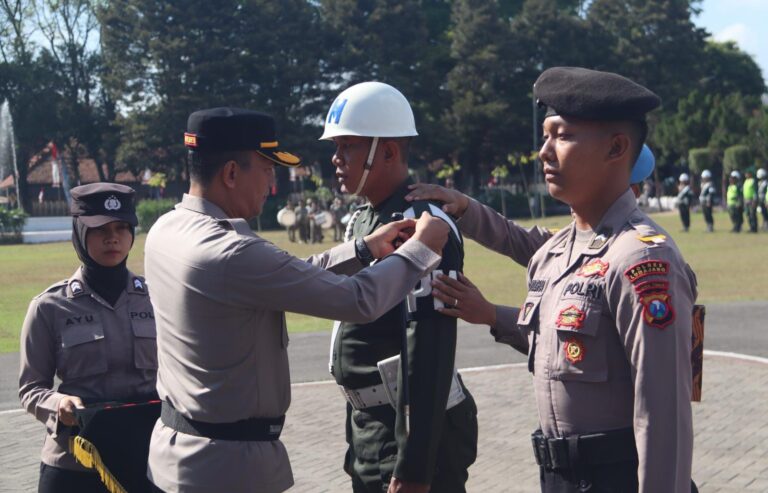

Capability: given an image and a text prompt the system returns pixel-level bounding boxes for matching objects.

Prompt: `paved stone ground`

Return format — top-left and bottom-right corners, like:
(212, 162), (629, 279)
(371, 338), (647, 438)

(1, 354), (766, 492)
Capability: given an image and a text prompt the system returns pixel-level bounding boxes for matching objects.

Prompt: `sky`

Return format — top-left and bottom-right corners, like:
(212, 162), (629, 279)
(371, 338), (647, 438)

(695, 0), (768, 83)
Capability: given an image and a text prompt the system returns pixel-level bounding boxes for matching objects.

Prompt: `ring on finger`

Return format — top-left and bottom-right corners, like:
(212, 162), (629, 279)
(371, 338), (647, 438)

(454, 298), (459, 307)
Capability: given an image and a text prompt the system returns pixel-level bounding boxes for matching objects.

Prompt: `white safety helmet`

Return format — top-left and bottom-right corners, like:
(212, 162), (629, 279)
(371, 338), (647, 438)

(701, 169), (712, 179)
(758, 168), (767, 179)
(320, 82), (418, 195)
(730, 170), (741, 179)
(679, 173), (690, 182)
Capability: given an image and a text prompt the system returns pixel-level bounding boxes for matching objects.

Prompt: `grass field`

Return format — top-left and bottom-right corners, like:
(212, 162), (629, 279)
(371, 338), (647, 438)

(1, 209), (766, 353)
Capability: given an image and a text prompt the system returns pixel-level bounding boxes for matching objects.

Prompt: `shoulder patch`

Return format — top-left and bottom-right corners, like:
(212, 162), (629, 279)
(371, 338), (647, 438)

(624, 260), (669, 283)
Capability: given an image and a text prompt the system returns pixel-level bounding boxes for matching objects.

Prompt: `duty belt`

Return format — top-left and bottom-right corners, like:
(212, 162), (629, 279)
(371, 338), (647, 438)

(531, 428), (637, 471)
(161, 401), (284, 441)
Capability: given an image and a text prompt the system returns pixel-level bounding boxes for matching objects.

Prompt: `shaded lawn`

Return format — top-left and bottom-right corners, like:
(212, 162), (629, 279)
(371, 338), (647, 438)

(1, 209), (765, 352)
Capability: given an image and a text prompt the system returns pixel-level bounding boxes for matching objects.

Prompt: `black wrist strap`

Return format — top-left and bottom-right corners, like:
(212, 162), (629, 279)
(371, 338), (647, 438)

(355, 237), (375, 265)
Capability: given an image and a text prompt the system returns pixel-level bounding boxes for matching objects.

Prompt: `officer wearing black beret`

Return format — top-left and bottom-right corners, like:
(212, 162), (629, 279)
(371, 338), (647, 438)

(20, 183), (158, 492)
(144, 108), (450, 492)
(521, 67), (697, 492)
(418, 68), (698, 493)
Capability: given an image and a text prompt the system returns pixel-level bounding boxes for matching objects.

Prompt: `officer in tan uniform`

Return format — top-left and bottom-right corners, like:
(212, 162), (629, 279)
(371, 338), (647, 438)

(144, 108), (449, 493)
(415, 68), (698, 492)
(19, 183), (157, 492)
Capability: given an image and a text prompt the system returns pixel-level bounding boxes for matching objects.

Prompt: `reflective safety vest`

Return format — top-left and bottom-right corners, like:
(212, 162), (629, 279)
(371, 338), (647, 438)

(743, 178), (756, 200)
(727, 184), (741, 206)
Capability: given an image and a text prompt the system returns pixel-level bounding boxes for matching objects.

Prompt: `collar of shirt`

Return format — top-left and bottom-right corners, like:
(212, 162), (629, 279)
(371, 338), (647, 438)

(548, 188), (639, 259)
(177, 193), (230, 220)
(372, 177), (414, 224)
(67, 266), (147, 299)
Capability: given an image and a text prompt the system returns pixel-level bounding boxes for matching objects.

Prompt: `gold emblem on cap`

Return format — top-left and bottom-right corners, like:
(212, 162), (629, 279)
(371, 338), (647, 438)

(274, 151), (301, 165)
(184, 133), (198, 147)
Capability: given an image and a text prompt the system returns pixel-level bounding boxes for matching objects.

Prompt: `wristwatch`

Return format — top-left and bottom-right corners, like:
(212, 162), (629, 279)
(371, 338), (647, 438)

(355, 237), (375, 265)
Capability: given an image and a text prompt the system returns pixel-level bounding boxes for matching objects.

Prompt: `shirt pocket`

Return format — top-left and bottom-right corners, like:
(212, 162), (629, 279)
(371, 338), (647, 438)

(130, 312), (158, 370)
(550, 300), (607, 383)
(57, 314), (108, 380)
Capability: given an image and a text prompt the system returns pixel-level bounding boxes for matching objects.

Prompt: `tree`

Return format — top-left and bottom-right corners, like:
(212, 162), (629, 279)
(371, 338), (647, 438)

(99, 0), (326, 180)
(587, 0), (708, 106)
(444, 0), (513, 191)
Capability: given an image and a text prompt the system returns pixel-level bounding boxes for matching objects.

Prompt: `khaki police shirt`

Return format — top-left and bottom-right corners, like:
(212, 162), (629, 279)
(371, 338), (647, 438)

(144, 194), (440, 493)
(459, 189), (697, 493)
(19, 268), (157, 470)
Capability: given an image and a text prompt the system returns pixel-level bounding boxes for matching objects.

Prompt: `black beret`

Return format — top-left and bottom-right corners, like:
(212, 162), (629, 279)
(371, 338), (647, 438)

(534, 67), (661, 121)
(184, 107), (301, 167)
(70, 183), (138, 227)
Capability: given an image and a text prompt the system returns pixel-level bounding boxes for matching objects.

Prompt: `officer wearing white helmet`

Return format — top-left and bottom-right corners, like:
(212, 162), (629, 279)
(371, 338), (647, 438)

(322, 82), (477, 493)
(676, 172), (694, 232)
(757, 168), (768, 230)
(727, 170), (744, 232)
(699, 170), (716, 232)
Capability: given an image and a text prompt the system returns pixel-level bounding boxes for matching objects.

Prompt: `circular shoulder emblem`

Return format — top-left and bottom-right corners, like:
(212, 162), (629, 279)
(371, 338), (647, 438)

(104, 195), (121, 211)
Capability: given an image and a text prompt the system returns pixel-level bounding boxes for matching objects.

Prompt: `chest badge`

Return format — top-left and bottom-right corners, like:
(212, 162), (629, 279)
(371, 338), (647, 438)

(576, 259), (609, 278)
(564, 338), (585, 363)
(556, 305), (585, 329)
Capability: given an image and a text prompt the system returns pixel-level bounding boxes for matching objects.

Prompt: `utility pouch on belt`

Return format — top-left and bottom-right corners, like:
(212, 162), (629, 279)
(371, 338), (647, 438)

(160, 401), (284, 441)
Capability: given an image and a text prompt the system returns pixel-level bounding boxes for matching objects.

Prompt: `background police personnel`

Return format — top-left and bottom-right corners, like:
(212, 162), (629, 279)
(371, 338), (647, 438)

(699, 170), (716, 232)
(758, 168), (768, 231)
(321, 82), (477, 493)
(743, 169), (758, 233)
(416, 67), (698, 493)
(676, 173), (694, 232)
(19, 183), (157, 493)
(727, 170), (744, 232)
(144, 107), (450, 493)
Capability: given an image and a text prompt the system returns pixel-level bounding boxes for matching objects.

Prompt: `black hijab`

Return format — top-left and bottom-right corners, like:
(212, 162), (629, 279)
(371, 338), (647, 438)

(72, 218), (135, 307)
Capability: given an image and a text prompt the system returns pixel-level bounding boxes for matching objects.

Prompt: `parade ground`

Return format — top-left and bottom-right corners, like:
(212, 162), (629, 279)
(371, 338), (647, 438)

(1, 210), (768, 491)
(1, 333), (767, 492)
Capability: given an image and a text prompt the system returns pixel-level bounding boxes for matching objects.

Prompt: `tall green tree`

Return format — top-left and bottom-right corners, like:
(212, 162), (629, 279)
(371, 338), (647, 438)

(99, 0), (326, 179)
(445, 0), (513, 191)
(587, 0), (708, 106)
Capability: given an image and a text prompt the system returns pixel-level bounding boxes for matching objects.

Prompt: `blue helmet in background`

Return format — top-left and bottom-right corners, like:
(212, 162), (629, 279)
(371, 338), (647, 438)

(630, 144), (654, 185)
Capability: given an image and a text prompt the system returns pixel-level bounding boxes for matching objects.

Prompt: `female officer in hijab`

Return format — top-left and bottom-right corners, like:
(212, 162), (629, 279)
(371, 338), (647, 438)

(19, 183), (157, 493)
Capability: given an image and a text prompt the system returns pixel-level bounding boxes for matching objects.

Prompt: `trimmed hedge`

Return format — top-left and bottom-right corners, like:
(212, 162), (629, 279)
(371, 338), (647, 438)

(136, 199), (176, 233)
(0, 208), (27, 244)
